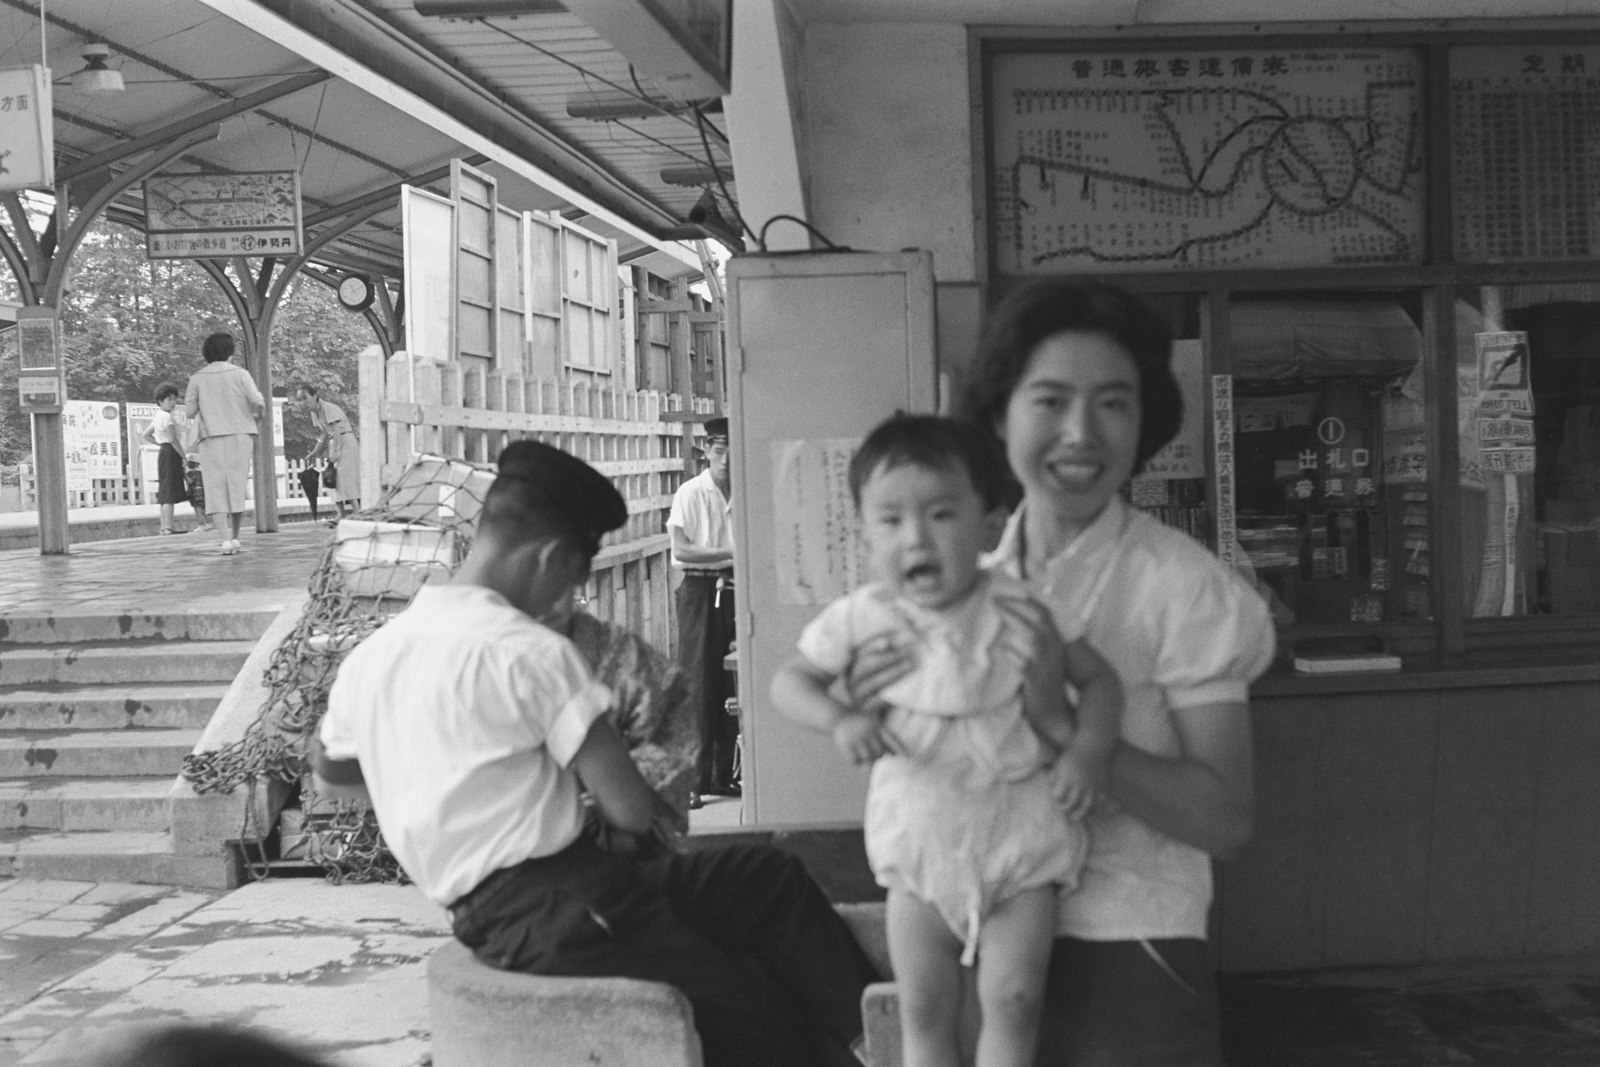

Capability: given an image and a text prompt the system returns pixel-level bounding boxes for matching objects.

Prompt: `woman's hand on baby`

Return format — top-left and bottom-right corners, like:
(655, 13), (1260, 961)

(995, 595), (1071, 729)
(1051, 745), (1112, 821)
(832, 711), (896, 765)
(842, 633), (915, 719)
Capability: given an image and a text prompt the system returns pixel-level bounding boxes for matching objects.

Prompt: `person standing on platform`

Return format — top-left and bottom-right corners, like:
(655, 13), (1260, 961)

(184, 331), (264, 556)
(295, 383), (361, 520)
(666, 416), (739, 810)
(140, 382), (189, 535)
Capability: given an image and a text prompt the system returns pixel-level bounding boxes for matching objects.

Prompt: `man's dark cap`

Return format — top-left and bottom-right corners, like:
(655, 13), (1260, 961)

(702, 416), (729, 443)
(494, 439), (627, 543)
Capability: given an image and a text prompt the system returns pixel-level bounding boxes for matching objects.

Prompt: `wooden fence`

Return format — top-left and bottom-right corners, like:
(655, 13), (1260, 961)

(18, 458), (323, 510)
(358, 346), (713, 652)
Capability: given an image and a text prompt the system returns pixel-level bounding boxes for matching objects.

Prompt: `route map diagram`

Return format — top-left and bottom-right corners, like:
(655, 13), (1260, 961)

(990, 49), (1425, 273)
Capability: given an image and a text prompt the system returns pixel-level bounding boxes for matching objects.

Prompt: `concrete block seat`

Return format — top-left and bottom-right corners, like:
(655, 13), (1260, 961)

(427, 901), (895, 1067)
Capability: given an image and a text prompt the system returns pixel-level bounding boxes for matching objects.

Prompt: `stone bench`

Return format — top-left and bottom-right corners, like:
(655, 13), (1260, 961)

(428, 901), (898, 1067)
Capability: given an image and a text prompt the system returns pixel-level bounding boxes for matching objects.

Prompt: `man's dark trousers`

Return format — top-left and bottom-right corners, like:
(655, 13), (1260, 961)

(449, 839), (877, 1067)
(676, 571), (739, 793)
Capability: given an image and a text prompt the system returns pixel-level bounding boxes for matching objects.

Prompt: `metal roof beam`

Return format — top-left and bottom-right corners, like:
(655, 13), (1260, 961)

(196, 0), (683, 253)
(303, 155), (488, 227)
(57, 71), (331, 184)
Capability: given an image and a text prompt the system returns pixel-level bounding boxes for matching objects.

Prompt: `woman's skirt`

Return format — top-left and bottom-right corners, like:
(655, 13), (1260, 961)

(329, 431), (360, 504)
(197, 433), (254, 516)
(156, 443), (188, 505)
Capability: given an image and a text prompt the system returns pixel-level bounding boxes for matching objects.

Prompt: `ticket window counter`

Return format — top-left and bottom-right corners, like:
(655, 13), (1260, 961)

(1141, 289), (1600, 663)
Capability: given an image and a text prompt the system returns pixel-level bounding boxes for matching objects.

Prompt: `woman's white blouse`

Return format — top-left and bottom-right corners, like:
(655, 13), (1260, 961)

(986, 495), (1276, 941)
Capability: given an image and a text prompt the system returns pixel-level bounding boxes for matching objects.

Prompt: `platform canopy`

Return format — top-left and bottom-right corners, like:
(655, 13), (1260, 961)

(3, 0), (724, 281)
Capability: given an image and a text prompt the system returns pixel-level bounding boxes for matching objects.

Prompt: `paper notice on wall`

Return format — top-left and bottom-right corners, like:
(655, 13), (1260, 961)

(1211, 375), (1237, 565)
(771, 437), (867, 605)
(1139, 339), (1205, 479)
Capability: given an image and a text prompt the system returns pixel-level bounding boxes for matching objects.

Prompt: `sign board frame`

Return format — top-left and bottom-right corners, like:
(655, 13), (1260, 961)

(143, 171), (304, 259)
(0, 65), (54, 191)
(16, 305), (61, 413)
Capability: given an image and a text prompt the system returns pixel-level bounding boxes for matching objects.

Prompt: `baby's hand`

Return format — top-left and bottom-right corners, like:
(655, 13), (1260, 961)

(1050, 743), (1112, 821)
(832, 711), (893, 766)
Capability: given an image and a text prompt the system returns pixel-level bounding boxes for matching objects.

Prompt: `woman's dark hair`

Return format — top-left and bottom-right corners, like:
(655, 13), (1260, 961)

(847, 412), (1012, 512)
(959, 280), (1184, 472)
(154, 381), (182, 403)
(202, 332), (236, 363)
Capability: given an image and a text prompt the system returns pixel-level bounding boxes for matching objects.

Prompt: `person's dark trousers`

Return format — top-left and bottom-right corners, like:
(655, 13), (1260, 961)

(449, 838), (879, 1067)
(1034, 936), (1223, 1066)
(676, 572), (739, 793)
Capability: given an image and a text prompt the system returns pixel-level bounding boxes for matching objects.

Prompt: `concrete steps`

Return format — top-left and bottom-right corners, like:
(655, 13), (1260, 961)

(0, 828), (235, 886)
(0, 729), (203, 777)
(0, 777), (174, 831)
(0, 606), (279, 889)
(0, 682), (227, 730)
(0, 640), (255, 686)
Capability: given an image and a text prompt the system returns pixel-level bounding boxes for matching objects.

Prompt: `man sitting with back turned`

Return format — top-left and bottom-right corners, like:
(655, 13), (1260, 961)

(311, 439), (875, 1067)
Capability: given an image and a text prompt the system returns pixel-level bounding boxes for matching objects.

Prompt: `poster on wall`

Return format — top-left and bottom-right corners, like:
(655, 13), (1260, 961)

(144, 171), (303, 259)
(770, 437), (868, 605)
(1211, 375), (1238, 565)
(58, 400), (123, 493)
(1135, 339), (1205, 479)
(987, 47), (1425, 273)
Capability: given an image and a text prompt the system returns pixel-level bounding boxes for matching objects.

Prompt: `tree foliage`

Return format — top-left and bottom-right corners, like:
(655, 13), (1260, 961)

(0, 216), (378, 472)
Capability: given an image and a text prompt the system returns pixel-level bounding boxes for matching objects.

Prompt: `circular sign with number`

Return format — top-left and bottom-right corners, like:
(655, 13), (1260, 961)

(1317, 417), (1346, 445)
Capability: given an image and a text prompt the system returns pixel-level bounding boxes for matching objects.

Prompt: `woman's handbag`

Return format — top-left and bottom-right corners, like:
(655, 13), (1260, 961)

(321, 462), (338, 490)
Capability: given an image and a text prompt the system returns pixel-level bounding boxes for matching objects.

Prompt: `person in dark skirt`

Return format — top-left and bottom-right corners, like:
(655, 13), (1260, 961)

(140, 382), (189, 534)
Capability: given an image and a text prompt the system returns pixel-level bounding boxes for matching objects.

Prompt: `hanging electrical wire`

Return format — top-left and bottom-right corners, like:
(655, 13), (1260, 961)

(692, 104), (752, 246)
(478, 17), (721, 131)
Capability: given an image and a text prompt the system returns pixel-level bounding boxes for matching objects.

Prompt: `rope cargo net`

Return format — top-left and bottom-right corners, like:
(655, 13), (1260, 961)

(181, 453), (495, 885)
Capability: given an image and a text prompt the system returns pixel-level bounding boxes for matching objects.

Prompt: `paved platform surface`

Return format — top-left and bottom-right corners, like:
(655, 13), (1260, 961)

(0, 876), (447, 1066)
(6, 871), (1600, 1066)
(0, 519), (332, 618)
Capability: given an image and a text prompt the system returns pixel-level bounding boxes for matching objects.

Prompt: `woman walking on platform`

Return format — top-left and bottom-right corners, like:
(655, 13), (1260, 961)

(184, 331), (264, 555)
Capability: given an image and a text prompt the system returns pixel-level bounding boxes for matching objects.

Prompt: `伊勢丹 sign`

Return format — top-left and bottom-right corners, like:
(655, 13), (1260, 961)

(143, 171), (303, 259)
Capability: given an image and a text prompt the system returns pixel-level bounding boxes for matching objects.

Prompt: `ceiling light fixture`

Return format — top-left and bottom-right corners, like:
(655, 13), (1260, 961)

(660, 163), (730, 187)
(565, 91), (677, 120)
(72, 44), (125, 95)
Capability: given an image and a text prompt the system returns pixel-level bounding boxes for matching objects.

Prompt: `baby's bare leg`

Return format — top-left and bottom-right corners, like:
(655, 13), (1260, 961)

(974, 886), (1057, 1067)
(887, 888), (964, 1067)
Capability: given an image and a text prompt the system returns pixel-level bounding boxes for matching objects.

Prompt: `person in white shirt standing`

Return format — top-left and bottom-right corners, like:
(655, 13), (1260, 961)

(666, 416), (740, 808)
(139, 382), (188, 534)
(312, 439), (876, 1067)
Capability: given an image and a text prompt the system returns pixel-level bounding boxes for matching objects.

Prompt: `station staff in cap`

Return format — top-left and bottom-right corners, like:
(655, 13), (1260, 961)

(666, 416), (740, 807)
(313, 439), (876, 1067)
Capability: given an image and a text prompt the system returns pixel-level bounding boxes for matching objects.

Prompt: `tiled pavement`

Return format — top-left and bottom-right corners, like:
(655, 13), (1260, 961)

(0, 876), (448, 1066)
(0, 515), (330, 617)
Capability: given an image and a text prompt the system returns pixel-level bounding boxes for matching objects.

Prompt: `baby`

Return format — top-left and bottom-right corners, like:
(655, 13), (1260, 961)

(771, 413), (1122, 1067)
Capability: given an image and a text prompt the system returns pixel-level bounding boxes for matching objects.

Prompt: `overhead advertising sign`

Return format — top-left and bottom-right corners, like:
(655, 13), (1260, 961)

(0, 66), (54, 191)
(143, 171), (304, 259)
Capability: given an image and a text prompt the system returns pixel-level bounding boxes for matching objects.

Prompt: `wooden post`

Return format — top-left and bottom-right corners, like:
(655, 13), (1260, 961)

(358, 344), (384, 506)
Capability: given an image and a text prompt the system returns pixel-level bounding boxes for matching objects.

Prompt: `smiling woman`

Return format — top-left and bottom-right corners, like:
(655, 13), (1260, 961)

(953, 280), (1275, 1066)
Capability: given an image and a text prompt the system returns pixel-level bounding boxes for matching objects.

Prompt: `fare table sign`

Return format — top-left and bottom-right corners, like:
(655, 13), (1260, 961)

(144, 171), (304, 259)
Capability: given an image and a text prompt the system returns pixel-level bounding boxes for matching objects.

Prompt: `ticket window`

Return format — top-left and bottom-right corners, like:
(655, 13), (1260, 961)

(1228, 295), (1432, 629)
(1462, 286), (1600, 617)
